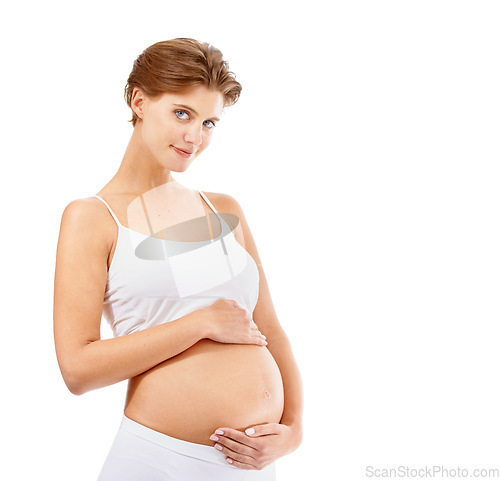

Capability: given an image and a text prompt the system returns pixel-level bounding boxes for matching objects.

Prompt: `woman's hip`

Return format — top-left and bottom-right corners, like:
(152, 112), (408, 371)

(97, 415), (277, 480)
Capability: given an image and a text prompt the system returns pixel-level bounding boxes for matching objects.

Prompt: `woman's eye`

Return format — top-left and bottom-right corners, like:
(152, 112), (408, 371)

(203, 120), (216, 129)
(175, 110), (189, 120)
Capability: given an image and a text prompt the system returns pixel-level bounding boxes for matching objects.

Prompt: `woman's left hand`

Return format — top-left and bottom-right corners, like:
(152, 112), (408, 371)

(209, 422), (302, 470)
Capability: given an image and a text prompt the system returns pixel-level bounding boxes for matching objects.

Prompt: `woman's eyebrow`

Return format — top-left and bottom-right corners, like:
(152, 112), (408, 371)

(173, 104), (220, 122)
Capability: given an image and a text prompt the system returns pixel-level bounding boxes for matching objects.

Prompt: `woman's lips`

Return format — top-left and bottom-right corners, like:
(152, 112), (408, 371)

(171, 145), (194, 158)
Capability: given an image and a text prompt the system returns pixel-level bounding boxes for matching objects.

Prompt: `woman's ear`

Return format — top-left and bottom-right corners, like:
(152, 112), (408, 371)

(131, 87), (146, 121)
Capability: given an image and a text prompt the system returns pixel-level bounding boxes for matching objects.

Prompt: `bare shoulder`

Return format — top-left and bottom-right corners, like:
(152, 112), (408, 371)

(201, 191), (246, 229)
(60, 196), (115, 238)
(201, 191), (244, 218)
(58, 196), (116, 261)
(201, 191), (257, 256)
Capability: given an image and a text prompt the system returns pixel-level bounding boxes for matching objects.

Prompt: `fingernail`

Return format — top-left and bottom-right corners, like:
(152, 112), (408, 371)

(210, 435), (219, 441)
(227, 458), (233, 464)
(245, 428), (255, 435)
(215, 429), (224, 435)
(215, 444), (223, 451)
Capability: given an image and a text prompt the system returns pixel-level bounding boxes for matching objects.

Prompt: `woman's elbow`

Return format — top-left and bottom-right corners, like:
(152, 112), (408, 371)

(65, 377), (87, 396)
(58, 359), (90, 396)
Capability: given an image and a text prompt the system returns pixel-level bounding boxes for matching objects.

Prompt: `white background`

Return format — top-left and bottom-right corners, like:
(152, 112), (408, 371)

(1, 1), (500, 479)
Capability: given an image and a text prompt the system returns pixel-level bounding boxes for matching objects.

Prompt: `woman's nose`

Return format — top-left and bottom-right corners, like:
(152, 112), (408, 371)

(184, 124), (203, 146)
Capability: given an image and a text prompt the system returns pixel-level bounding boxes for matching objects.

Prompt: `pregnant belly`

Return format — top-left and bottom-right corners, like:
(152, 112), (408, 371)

(124, 339), (285, 446)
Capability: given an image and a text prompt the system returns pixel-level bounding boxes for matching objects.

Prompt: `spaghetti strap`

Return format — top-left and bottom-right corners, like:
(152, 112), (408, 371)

(94, 192), (222, 232)
(94, 195), (123, 228)
(199, 191), (220, 217)
(198, 191), (229, 246)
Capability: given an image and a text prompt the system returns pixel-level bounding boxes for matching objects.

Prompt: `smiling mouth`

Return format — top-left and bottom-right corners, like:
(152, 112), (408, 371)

(171, 145), (195, 158)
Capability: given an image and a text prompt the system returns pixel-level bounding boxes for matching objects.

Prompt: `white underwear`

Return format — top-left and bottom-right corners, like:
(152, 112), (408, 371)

(97, 415), (277, 480)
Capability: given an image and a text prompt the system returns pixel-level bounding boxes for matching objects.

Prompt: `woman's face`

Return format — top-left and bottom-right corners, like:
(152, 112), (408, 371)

(136, 85), (224, 171)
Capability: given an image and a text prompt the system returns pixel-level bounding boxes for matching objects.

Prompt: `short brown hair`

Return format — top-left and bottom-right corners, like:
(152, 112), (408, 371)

(124, 38), (242, 127)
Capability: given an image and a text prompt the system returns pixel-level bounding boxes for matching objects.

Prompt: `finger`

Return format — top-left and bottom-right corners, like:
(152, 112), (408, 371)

(245, 423), (281, 437)
(214, 442), (257, 468)
(250, 329), (266, 340)
(213, 435), (257, 457)
(253, 336), (268, 346)
(212, 428), (257, 449)
(250, 325), (266, 338)
(225, 457), (257, 470)
(247, 331), (267, 346)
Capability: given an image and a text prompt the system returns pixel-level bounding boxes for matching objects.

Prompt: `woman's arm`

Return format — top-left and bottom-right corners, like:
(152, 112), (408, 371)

(266, 331), (304, 441)
(225, 193), (303, 431)
(53, 199), (208, 395)
(251, 235), (303, 442)
(208, 194), (304, 469)
(56, 312), (206, 396)
(54, 198), (267, 396)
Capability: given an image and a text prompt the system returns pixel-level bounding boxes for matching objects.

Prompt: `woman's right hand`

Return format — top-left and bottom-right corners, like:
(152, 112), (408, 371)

(201, 299), (267, 346)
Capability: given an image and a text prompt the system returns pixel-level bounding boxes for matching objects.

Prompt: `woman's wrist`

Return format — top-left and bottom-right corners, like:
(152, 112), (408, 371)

(184, 308), (210, 341)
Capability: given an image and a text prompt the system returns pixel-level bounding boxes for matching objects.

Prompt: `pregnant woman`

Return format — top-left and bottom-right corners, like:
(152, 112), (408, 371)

(53, 38), (303, 480)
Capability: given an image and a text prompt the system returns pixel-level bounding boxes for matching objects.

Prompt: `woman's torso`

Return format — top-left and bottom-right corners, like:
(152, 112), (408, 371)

(93, 188), (284, 445)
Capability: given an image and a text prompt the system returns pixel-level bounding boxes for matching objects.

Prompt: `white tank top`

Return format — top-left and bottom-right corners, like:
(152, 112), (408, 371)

(93, 192), (260, 337)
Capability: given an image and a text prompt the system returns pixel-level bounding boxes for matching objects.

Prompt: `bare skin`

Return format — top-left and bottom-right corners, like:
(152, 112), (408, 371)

(53, 85), (303, 470)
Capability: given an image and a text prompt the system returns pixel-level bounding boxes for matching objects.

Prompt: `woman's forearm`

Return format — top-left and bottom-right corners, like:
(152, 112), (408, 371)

(60, 309), (207, 395)
(267, 330), (304, 442)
